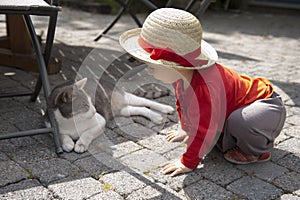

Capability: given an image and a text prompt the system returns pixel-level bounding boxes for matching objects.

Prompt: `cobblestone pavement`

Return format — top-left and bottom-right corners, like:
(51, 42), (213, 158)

(0, 7), (299, 200)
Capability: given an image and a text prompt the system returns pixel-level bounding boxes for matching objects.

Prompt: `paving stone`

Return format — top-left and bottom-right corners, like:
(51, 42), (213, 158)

(163, 146), (186, 160)
(145, 167), (203, 192)
(49, 177), (103, 200)
(279, 194), (300, 200)
(132, 115), (163, 129)
(227, 176), (283, 200)
(155, 95), (176, 106)
(104, 128), (127, 144)
(93, 152), (126, 171)
(271, 148), (291, 162)
(0, 119), (18, 133)
(200, 156), (244, 186)
(88, 190), (123, 200)
(128, 185), (163, 199)
(88, 133), (115, 155)
(2, 108), (44, 131)
(8, 144), (57, 166)
(0, 137), (57, 165)
(110, 117), (134, 129)
(273, 172), (300, 193)
(110, 140), (142, 158)
(275, 131), (292, 145)
(114, 123), (156, 141)
(126, 183), (186, 200)
(94, 128), (128, 147)
(8, 136), (48, 150)
(100, 171), (146, 196)
(24, 158), (81, 186)
(0, 179), (53, 200)
(0, 152), (8, 161)
(184, 179), (234, 200)
(286, 106), (300, 116)
(138, 134), (182, 154)
(120, 149), (169, 173)
(32, 134), (57, 149)
(0, 160), (28, 187)
(277, 153), (300, 172)
(73, 155), (112, 177)
(167, 113), (179, 123)
(0, 140), (15, 155)
(58, 150), (91, 162)
(6, 70), (36, 91)
(282, 126), (300, 139)
(276, 138), (300, 155)
(0, 98), (24, 113)
(13, 96), (45, 113)
(286, 115), (300, 126)
(236, 161), (288, 181)
(151, 121), (176, 133)
(159, 123), (180, 135)
(295, 189), (300, 196)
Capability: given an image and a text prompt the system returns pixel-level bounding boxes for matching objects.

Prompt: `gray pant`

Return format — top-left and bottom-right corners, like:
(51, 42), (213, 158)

(221, 92), (286, 156)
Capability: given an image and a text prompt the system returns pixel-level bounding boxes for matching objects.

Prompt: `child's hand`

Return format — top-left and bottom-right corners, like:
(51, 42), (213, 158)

(166, 130), (188, 142)
(161, 159), (193, 177)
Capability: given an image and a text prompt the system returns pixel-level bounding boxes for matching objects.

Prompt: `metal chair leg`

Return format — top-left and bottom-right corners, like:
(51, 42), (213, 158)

(94, 0), (143, 41)
(137, 0), (157, 10)
(195, 0), (215, 17)
(31, 12), (58, 101)
(118, 0), (143, 26)
(94, 1), (128, 41)
(24, 14), (62, 153)
(185, 0), (198, 11)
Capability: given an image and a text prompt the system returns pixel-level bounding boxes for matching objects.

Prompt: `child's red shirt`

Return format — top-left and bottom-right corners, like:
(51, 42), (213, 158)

(173, 63), (274, 169)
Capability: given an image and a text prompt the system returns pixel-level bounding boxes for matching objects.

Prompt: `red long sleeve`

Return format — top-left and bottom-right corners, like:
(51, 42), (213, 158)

(173, 63), (273, 169)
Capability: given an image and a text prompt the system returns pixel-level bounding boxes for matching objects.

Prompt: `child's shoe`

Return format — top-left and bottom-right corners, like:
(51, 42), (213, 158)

(224, 147), (271, 164)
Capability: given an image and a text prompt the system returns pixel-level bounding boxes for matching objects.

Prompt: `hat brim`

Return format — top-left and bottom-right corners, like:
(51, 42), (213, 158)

(119, 28), (218, 70)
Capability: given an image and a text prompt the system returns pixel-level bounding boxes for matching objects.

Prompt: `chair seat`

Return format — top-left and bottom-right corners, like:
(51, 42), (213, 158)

(0, 0), (60, 13)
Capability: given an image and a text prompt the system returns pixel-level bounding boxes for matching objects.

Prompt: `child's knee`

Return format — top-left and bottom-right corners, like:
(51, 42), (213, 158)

(225, 110), (248, 138)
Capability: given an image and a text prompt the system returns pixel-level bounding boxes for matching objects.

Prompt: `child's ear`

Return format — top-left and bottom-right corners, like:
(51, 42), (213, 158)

(75, 78), (87, 89)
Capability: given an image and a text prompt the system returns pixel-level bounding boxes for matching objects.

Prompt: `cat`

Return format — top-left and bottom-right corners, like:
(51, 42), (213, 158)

(48, 78), (174, 153)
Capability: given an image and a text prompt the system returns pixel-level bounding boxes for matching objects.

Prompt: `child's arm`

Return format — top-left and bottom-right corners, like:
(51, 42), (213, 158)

(181, 84), (226, 169)
(163, 81), (226, 176)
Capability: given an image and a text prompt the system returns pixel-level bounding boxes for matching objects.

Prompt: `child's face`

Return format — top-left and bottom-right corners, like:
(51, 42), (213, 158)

(147, 64), (182, 84)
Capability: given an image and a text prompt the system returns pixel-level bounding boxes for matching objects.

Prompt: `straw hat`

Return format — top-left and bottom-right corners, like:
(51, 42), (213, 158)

(119, 8), (218, 70)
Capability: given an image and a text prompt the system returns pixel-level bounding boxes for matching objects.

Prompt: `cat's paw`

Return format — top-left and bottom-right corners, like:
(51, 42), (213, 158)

(62, 141), (75, 152)
(161, 105), (174, 114)
(151, 114), (164, 124)
(60, 135), (75, 152)
(74, 142), (88, 153)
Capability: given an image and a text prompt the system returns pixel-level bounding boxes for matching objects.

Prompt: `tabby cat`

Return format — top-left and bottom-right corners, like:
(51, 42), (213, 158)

(48, 78), (174, 153)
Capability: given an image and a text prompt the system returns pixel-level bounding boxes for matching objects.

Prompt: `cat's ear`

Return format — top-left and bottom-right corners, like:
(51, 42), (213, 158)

(53, 89), (72, 105)
(75, 78), (87, 89)
(61, 89), (73, 103)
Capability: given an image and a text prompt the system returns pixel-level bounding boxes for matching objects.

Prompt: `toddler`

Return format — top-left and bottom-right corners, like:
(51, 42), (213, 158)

(119, 8), (286, 176)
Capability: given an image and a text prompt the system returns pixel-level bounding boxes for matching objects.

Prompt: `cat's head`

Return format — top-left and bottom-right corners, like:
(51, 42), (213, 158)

(48, 78), (91, 118)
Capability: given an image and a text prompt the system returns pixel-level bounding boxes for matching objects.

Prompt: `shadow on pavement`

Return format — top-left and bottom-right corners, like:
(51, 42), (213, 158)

(270, 79), (300, 108)
(183, 147), (300, 199)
